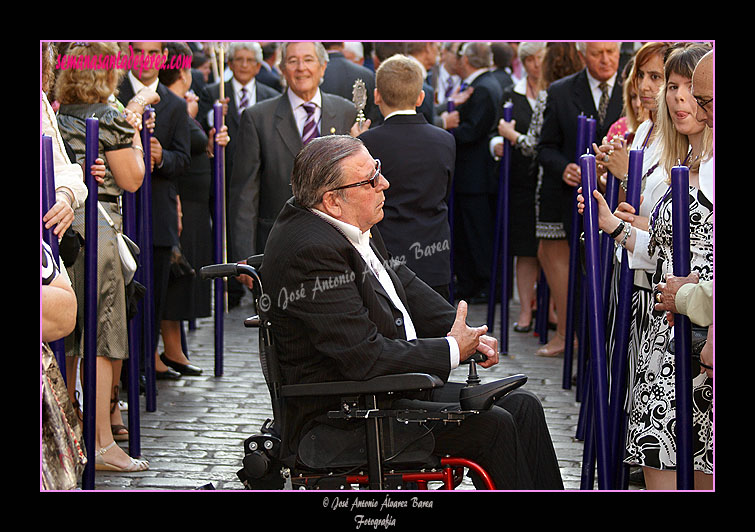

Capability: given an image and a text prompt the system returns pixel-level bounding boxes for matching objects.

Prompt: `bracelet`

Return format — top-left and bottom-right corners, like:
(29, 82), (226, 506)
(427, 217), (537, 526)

(132, 144), (144, 155)
(130, 94), (148, 108)
(619, 223), (632, 248)
(609, 221), (625, 239)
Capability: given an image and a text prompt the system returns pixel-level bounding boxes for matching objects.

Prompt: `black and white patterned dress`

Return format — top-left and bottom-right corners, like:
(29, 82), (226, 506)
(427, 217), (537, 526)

(624, 184), (713, 474)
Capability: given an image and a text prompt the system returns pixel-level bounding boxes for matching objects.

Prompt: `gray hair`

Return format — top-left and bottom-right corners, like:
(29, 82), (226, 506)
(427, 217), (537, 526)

(227, 42), (263, 63)
(518, 42), (545, 62)
(291, 135), (365, 208)
(279, 41), (329, 70)
(575, 41), (620, 55)
(460, 42), (493, 69)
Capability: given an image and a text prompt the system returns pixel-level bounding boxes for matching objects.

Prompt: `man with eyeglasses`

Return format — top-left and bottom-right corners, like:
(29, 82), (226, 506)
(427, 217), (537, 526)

(229, 42), (360, 282)
(259, 134), (564, 490)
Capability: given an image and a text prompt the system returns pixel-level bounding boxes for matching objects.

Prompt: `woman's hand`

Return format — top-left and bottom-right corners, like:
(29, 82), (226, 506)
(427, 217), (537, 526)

(577, 186), (620, 233)
(497, 118), (519, 143)
(593, 135), (629, 178)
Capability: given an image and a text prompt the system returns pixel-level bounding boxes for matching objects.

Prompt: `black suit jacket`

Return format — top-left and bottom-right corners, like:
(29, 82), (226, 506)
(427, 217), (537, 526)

(320, 52), (381, 124)
(261, 198), (457, 457)
(228, 91), (357, 259)
(359, 113), (455, 287)
(536, 68), (623, 235)
(537, 68), (624, 183)
(452, 70), (504, 195)
(117, 79), (191, 248)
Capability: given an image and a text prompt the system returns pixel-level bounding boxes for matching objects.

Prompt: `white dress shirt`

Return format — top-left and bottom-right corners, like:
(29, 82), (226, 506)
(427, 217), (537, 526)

(311, 208), (460, 369)
(585, 69), (617, 115)
(288, 88), (322, 137)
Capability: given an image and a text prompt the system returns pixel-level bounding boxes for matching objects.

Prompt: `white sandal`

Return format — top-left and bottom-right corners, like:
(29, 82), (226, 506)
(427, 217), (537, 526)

(94, 441), (150, 472)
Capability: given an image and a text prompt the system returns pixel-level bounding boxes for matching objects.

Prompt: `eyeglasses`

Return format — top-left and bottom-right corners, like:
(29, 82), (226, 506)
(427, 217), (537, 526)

(694, 95), (713, 111)
(330, 159), (381, 191)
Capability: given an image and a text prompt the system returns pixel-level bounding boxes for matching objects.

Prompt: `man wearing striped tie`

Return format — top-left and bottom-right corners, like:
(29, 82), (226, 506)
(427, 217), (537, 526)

(229, 42), (361, 285)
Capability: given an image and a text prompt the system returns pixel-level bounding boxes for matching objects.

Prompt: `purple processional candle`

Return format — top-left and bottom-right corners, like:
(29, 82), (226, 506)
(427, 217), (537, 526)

(213, 102), (225, 376)
(563, 114), (588, 390)
(671, 163), (694, 490)
(579, 152), (613, 490)
(606, 149), (643, 487)
(487, 101), (513, 348)
(81, 116), (99, 490)
(139, 106), (157, 412)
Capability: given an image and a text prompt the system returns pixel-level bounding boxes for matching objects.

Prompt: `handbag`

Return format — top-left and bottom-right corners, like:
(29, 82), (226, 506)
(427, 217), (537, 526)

(98, 202), (140, 284)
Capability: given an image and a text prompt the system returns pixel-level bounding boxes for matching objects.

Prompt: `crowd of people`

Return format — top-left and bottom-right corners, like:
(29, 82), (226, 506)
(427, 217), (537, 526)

(40, 41), (713, 491)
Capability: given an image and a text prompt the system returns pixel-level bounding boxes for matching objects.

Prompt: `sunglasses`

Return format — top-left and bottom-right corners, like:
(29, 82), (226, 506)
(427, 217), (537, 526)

(330, 159), (382, 191)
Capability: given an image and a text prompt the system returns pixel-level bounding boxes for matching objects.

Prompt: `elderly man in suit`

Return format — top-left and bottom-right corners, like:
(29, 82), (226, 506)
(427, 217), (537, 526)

(260, 134), (563, 490)
(117, 41), (191, 378)
(201, 42), (280, 307)
(229, 42), (361, 277)
(358, 54), (455, 299)
(535, 41), (623, 356)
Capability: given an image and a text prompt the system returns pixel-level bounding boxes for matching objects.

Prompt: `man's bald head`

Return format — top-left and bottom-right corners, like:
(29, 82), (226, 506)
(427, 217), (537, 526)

(693, 50), (713, 128)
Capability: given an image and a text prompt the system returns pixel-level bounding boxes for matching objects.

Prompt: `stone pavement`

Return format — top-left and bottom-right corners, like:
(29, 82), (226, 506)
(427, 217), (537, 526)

(94, 295), (599, 491)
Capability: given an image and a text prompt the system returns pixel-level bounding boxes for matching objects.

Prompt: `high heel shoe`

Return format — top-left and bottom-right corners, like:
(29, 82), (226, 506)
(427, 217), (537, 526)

(536, 333), (566, 357)
(94, 441), (149, 472)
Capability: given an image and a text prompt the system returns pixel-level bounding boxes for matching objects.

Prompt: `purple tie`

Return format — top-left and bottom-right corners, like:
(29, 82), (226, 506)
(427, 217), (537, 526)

(239, 87), (249, 115)
(301, 102), (318, 145)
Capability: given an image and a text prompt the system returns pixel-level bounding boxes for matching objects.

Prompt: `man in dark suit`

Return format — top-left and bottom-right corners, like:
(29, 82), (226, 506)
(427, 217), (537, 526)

(117, 41), (191, 378)
(201, 42), (279, 307)
(260, 135), (563, 490)
(358, 54), (455, 299)
(535, 41), (623, 356)
(320, 42), (381, 125)
(228, 42), (360, 271)
(449, 42), (504, 302)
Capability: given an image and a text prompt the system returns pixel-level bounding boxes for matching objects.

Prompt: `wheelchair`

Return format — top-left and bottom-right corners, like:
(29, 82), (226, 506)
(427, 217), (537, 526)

(200, 256), (528, 490)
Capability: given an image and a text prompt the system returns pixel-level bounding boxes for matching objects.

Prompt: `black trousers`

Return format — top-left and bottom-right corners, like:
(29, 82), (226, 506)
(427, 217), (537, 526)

(397, 382), (563, 490)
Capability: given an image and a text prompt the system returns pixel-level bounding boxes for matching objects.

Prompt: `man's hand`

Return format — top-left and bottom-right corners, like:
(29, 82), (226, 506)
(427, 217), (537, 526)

(476, 335), (499, 368)
(654, 272), (700, 324)
(448, 300), (489, 361)
(150, 137), (163, 170)
(562, 162), (581, 187)
(350, 119), (371, 137)
(699, 326), (713, 378)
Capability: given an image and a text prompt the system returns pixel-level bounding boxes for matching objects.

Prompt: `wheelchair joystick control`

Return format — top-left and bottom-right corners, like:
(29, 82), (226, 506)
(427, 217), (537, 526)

(465, 352), (487, 387)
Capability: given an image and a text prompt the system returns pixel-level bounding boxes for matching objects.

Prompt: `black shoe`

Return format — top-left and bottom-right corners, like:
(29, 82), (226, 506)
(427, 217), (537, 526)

(160, 353), (203, 376)
(156, 366), (182, 380)
(513, 322), (533, 333)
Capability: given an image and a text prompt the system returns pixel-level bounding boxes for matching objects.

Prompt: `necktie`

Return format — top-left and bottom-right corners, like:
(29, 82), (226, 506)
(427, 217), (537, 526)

(444, 77), (455, 99)
(301, 102), (318, 145)
(239, 87), (249, 115)
(598, 82), (610, 126)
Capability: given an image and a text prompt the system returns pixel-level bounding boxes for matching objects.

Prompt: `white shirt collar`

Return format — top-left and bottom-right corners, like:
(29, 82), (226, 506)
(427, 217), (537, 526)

(585, 69), (617, 93)
(310, 208), (371, 249)
(232, 76), (256, 95)
(384, 109), (416, 120)
(287, 87), (322, 110)
(128, 70), (159, 93)
(463, 68), (487, 86)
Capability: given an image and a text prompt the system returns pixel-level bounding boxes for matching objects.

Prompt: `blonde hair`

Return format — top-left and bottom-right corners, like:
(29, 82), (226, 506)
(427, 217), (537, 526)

(375, 54), (424, 110)
(54, 42), (124, 105)
(655, 42), (713, 179)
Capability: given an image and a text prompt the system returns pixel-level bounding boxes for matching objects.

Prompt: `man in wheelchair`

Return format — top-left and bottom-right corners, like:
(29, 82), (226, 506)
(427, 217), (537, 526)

(238, 135), (563, 490)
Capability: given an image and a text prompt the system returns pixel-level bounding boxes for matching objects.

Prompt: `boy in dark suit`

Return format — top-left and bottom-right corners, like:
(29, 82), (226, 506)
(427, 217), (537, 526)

(359, 54), (456, 299)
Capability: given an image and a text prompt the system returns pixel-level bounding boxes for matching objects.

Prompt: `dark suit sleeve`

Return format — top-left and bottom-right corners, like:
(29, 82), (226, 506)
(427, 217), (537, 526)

(155, 104), (191, 180)
(452, 82), (499, 146)
(228, 106), (262, 260)
(276, 240), (453, 383)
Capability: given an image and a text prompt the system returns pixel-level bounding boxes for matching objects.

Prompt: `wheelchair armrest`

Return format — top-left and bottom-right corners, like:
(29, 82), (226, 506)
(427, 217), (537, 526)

(280, 373), (444, 399)
(458, 374), (528, 411)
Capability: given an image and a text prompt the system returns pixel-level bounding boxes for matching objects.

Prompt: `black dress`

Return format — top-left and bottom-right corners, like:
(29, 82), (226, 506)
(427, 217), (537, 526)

(164, 118), (212, 320)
